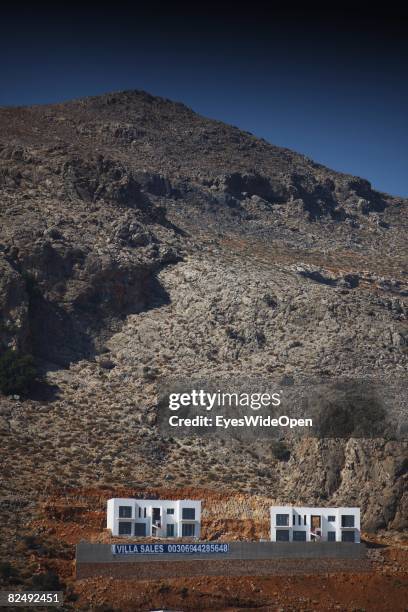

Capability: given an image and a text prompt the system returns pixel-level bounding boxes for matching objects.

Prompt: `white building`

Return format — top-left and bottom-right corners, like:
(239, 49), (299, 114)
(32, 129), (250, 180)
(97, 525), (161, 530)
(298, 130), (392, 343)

(270, 506), (360, 543)
(107, 498), (201, 538)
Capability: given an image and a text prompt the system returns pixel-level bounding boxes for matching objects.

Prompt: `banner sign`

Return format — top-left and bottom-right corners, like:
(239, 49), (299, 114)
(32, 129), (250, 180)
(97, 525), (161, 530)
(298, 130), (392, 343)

(112, 543), (229, 555)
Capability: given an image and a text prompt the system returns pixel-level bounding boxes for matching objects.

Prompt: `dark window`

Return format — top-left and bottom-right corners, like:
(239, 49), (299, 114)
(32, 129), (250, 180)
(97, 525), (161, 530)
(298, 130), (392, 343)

(119, 506), (132, 518)
(118, 521), (132, 535)
(293, 515), (295, 525)
(166, 524), (175, 537)
(134, 522), (146, 536)
(167, 508), (175, 515)
(276, 514), (289, 526)
(298, 515), (302, 525)
(341, 515), (355, 528)
(276, 529), (289, 541)
(144, 508), (146, 518)
(293, 530), (306, 541)
(182, 508), (195, 520)
(304, 515), (307, 525)
(328, 515), (336, 522)
(327, 531), (336, 542)
(182, 523), (195, 537)
(341, 530), (355, 542)
(138, 507), (141, 518)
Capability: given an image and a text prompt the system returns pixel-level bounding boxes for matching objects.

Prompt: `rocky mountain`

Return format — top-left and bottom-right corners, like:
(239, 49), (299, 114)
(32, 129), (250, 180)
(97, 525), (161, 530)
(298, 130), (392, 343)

(0, 90), (407, 543)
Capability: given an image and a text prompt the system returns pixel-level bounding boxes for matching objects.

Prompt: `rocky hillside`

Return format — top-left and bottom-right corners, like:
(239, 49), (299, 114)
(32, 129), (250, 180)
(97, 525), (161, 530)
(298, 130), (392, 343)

(0, 90), (407, 551)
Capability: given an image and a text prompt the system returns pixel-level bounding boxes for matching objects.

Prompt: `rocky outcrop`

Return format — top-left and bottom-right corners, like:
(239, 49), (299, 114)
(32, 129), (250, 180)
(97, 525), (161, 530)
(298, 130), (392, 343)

(0, 255), (29, 352)
(0, 145), (182, 364)
(63, 156), (148, 208)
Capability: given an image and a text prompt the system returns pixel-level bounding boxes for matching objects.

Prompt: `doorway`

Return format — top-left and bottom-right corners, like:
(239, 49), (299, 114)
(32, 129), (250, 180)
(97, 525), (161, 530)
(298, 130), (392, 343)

(311, 515), (321, 540)
(152, 507), (161, 527)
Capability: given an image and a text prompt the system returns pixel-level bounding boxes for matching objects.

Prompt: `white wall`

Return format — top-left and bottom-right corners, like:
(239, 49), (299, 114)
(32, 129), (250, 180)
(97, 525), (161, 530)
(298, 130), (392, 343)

(270, 506), (360, 543)
(107, 499), (201, 538)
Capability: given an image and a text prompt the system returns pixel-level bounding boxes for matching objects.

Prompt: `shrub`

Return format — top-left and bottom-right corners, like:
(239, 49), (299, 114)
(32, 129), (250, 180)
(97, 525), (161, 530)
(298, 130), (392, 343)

(0, 562), (17, 581)
(22, 535), (37, 550)
(180, 587), (189, 599)
(0, 350), (37, 396)
(99, 358), (115, 370)
(271, 440), (291, 462)
(262, 294), (278, 308)
(31, 571), (63, 591)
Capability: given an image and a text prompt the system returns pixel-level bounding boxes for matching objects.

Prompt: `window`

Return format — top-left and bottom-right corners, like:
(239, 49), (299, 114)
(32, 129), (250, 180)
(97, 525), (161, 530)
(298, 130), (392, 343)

(298, 515), (302, 525)
(276, 514), (289, 526)
(167, 508), (175, 515)
(328, 531), (336, 542)
(276, 529), (289, 541)
(118, 506), (132, 518)
(144, 507), (147, 518)
(182, 508), (195, 520)
(341, 515), (355, 528)
(182, 524), (195, 537)
(134, 522), (146, 536)
(341, 530), (355, 542)
(118, 521), (132, 535)
(293, 515), (295, 525)
(166, 524), (175, 537)
(328, 515), (336, 522)
(293, 530), (306, 541)
(304, 515), (307, 525)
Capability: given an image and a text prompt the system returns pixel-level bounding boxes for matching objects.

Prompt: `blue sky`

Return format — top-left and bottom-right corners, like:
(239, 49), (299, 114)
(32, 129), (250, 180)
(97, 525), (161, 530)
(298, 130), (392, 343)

(1, 7), (407, 196)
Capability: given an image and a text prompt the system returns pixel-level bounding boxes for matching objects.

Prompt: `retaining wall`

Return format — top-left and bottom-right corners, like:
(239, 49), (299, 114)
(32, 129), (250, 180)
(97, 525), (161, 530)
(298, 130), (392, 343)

(76, 541), (367, 579)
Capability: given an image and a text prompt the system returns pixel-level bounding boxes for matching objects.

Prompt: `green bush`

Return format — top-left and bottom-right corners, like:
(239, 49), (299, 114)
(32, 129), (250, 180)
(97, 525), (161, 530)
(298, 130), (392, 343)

(0, 350), (37, 396)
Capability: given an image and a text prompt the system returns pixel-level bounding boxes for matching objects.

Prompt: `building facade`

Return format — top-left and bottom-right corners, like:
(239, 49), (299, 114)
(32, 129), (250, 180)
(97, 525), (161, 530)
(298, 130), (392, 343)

(270, 506), (360, 543)
(107, 498), (201, 538)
